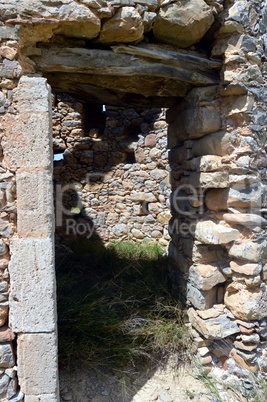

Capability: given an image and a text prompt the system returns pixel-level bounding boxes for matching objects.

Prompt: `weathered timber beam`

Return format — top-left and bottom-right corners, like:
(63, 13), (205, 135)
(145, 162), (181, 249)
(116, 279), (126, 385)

(45, 73), (180, 107)
(30, 45), (220, 87)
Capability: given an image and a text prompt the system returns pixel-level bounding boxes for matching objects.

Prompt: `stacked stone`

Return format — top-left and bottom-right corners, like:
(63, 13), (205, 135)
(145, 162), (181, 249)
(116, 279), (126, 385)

(168, 0), (267, 384)
(0, 25), (25, 402)
(0, 0), (217, 56)
(53, 100), (171, 246)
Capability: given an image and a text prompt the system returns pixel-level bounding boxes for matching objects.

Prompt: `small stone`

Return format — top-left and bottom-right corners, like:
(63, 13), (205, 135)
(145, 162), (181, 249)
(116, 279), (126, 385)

(230, 261), (262, 276)
(230, 350), (258, 373)
(0, 241), (7, 256)
(145, 134), (157, 147)
(200, 354), (212, 365)
(198, 346), (210, 357)
(234, 340), (257, 352)
(131, 228), (145, 239)
(0, 325), (15, 342)
(0, 343), (14, 368)
(241, 333), (260, 343)
(0, 46), (17, 60)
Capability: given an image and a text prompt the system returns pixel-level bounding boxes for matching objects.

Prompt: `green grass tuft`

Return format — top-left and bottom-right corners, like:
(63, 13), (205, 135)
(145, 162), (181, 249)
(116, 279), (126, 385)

(56, 239), (188, 370)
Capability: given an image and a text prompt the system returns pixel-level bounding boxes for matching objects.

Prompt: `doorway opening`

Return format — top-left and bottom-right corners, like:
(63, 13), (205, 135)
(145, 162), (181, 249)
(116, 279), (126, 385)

(52, 93), (188, 384)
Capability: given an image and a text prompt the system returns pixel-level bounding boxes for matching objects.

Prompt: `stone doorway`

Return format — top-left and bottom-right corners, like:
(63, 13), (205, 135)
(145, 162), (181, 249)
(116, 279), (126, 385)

(1, 1), (266, 400)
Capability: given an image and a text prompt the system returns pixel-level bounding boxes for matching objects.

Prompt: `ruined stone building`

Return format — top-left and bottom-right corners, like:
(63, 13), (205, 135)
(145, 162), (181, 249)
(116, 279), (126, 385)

(0, 0), (267, 400)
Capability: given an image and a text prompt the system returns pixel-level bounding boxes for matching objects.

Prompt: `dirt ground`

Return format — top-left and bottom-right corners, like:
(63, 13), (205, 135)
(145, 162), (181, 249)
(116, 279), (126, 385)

(59, 355), (249, 402)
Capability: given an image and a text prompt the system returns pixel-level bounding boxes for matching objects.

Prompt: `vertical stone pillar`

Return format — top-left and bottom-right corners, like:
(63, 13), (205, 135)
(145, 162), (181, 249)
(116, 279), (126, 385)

(7, 76), (59, 401)
(168, 0), (267, 385)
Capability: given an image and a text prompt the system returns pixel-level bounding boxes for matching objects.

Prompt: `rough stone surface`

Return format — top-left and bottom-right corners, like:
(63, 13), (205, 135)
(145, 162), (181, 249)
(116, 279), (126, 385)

(2, 77), (53, 170)
(229, 241), (267, 263)
(189, 264), (226, 291)
(225, 282), (267, 321)
(9, 238), (57, 333)
(0, 343), (14, 368)
(153, 0), (214, 47)
(188, 307), (240, 339)
(0, 0), (266, 395)
(16, 170), (54, 237)
(169, 106), (221, 141)
(195, 221), (240, 245)
(205, 188), (229, 211)
(18, 333), (58, 395)
(25, 395), (58, 402)
(98, 7), (143, 43)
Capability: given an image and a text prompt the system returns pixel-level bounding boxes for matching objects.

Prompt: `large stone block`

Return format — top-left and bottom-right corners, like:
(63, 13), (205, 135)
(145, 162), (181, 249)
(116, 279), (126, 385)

(192, 131), (232, 157)
(17, 333), (58, 396)
(56, 3), (100, 39)
(205, 188), (229, 211)
(153, 0), (214, 48)
(189, 171), (229, 188)
(0, 26), (19, 40)
(16, 170), (54, 238)
(225, 282), (267, 321)
(189, 264), (226, 291)
(188, 307), (240, 339)
(98, 7), (143, 43)
(0, 1), (100, 40)
(2, 77), (53, 170)
(229, 240), (267, 263)
(187, 283), (217, 310)
(228, 183), (262, 208)
(168, 107), (221, 142)
(9, 238), (57, 333)
(185, 86), (218, 107)
(195, 220), (240, 245)
(223, 213), (267, 228)
(192, 243), (228, 264)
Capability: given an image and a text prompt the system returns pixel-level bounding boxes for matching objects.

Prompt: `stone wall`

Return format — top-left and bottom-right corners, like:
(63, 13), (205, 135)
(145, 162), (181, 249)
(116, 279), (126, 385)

(0, 0), (266, 400)
(168, 0), (267, 386)
(53, 95), (171, 246)
(1, 24), (58, 400)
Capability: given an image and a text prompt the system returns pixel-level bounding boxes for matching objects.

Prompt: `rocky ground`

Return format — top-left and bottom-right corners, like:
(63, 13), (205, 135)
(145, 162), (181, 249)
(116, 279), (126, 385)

(59, 356), (249, 402)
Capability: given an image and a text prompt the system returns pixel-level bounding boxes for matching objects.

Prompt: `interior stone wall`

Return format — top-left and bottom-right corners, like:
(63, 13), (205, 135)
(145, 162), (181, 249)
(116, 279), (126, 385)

(52, 95), (171, 246)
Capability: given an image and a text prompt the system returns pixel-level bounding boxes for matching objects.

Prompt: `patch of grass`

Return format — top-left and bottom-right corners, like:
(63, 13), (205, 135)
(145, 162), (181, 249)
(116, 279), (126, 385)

(250, 375), (267, 402)
(56, 239), (187, 370)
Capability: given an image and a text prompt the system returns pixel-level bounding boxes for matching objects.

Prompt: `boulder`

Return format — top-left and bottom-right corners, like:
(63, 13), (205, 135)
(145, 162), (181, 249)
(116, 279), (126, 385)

(153, 0), (214, 48)
(97, 7), (144, 43)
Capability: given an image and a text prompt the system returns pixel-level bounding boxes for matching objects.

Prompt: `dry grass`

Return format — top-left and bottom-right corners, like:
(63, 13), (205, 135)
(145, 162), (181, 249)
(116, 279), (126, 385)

(56, 239), (188, 370)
